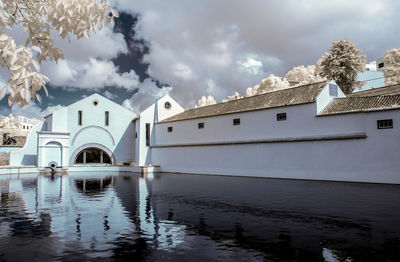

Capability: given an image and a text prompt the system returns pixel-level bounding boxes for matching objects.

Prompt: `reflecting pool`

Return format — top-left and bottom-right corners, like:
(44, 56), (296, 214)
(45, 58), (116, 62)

(0, 172), (399, 261)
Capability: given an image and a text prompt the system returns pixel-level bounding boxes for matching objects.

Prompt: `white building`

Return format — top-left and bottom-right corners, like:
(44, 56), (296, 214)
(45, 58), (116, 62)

(9, 81), (400, 184)
(14, 115), (42, 133)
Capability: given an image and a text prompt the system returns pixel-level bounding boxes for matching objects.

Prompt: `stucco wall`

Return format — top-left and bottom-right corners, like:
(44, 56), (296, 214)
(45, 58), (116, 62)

(9, 123), (44, 166)
(154, 103), (366, 146)
(151, 110), (400, 184)
(137, 95), (184, 165)
(63, 94), (136, 165)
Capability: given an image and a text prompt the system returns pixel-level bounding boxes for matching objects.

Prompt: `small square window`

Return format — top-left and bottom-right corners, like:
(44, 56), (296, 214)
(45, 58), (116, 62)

(277, 113), (287, 121)
(233, 118), (240, 125)
(377, 119), (393, 129)
(378, 62), (384, 68)
(167, 126), (173, 132)
(198, 122), (204, 129)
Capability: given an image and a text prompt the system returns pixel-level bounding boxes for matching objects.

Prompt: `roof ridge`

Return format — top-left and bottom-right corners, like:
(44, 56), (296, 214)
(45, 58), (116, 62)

(190, 80), (328, 111)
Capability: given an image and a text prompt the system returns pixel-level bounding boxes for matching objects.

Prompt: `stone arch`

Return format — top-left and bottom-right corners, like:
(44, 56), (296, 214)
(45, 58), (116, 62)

(43, 139), (68, 148)
(69, 143), (116, 166)
(44, 141), (63, 167)
(71, 125), (115, 146)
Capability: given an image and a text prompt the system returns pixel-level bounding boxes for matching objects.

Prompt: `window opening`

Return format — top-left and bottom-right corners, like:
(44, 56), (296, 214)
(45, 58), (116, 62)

(74, 148), (112, 164)
(78, 111), (82, 125)
(146, 123), (150, 146)
(105, 111), (109, 126)
(377, 119), (393, 129)
(233, 118), (240, 125)
(277, 113), (287, 121)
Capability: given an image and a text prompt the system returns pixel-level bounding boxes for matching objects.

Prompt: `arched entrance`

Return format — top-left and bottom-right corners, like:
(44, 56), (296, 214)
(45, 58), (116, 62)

(70, 144), (115, 165)
(74, 147), (112, 165)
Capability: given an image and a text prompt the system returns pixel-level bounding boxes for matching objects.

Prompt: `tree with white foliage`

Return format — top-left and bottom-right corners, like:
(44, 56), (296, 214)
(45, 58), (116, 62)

(319, 39), (366, 94)
(0, 0), (118, 107)
(256, 74), (290, 94)
(383, 48), (400, 86)
(195, 95), (216, 108)
(245, 84), (259, 97)
(0, 114), (22, 136)
(222, 92), (243, 102)
(284, 65), (324, 85)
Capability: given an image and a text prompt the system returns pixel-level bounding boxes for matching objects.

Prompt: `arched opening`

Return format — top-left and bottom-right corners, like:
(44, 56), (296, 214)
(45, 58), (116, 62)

(74, 147), (112, 165)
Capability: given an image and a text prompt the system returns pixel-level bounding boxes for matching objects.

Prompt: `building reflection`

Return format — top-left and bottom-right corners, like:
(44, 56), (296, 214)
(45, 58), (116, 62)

(1, 173), (400, 261)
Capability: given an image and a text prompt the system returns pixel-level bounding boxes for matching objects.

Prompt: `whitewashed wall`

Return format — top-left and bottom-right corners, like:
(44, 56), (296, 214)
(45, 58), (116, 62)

(62, 94), (137, 165)
(136, 95), (184, 165)
(10, 123), (45, 166)
(151, 109), (400, 184)
(11, 94), (137, 167)
(154, 103), (365, 146)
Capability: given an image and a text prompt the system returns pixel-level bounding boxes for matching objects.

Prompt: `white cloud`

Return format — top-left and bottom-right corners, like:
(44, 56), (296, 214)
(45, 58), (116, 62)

(112, 0), (400, 108)
(9, 103), (65, 120)
(1, 22), (133, 93)
(238, 57), (263, 75)
(125, 78), (172, 113)
(121, 99), (134, 112)
(41, 58), (140, 90)
(102, 90), (118, 100)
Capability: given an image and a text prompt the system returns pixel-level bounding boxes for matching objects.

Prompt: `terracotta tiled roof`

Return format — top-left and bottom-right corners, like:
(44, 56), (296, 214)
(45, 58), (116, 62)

(161, 81), (328, 123)
(319, 94), (400, 116)
(350, 83), (400, 97)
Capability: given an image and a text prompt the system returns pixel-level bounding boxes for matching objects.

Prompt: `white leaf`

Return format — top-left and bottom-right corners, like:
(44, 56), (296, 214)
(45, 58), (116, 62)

(32, 46), (42, 53)
(32, 60), (40, 71)
(36, 94), (42, 103)
(0, 34), (8, 41)
(43, 85), (48, 96)
(0, 85), (8, 100)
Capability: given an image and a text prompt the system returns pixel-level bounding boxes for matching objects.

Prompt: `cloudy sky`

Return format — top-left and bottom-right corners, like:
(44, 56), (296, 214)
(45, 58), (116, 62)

(1, 0), (399, 119)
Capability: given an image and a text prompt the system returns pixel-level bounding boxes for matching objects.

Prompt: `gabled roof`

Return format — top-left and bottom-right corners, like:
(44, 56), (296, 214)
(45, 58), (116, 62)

(350, 83), (400, 97)
(44, 93), (137, 119)
(320, 84), (400, 116)
(161, 81), (328, 123)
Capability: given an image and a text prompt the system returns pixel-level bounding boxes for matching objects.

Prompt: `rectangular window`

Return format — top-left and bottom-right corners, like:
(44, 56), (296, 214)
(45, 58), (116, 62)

(277, 113), (287, 121)
(329, 84), (338, 97)
(78, 111), (82, 126)
(198, 122), (204, 129)
(105, 111), (109, 126)
(146, 123), (150, 146)
(233, 118), (240, 125)
(378, 62), (384, 68)
(377, 119), (393, 129)
(167, 126), (173, 132)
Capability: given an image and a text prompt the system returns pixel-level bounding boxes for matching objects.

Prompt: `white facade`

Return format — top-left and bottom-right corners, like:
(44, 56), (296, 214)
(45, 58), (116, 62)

(8, 82), (400, 184)
(10, 94), (137, 168)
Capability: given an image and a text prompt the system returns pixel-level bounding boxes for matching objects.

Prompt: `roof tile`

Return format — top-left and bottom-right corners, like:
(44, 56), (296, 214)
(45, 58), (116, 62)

(161, 81), (328, 123)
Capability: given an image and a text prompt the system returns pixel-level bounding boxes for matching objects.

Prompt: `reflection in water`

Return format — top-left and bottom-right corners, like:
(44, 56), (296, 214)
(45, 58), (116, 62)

(0, 172), (399, 261)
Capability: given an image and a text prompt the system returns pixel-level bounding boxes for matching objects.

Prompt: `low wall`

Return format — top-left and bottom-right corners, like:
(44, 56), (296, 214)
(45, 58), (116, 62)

(151, 135), (400, 184)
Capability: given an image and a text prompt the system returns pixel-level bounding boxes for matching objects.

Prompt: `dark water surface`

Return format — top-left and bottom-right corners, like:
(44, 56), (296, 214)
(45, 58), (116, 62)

(0, 172), (399, 261)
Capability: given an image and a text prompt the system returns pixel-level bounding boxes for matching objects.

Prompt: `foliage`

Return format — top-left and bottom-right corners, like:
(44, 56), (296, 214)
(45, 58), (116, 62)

(319, 39), (366, 94)
(383, 48), (400, 86)
(256, 74), (290, 94)
(245, 84), (259, 97)
(195, 95), (216, 108)
(0, 114), (22, 136)
(0, 0), (118, 106)
(222, 92), (243, 102)
(285, 65), (324, 85)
